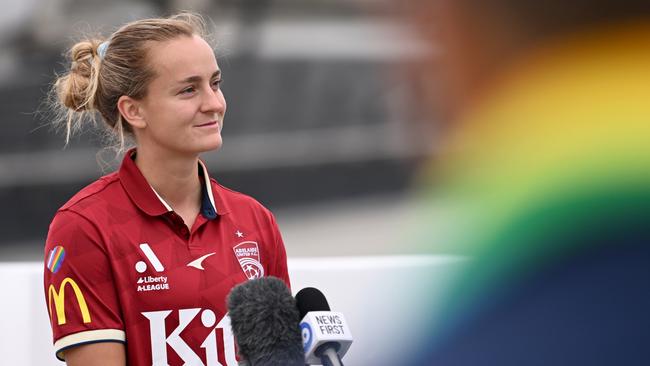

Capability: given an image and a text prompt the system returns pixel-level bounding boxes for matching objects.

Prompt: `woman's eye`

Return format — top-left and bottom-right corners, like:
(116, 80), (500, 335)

(180, 86), (196, 95)
(211, 79), (223, 89)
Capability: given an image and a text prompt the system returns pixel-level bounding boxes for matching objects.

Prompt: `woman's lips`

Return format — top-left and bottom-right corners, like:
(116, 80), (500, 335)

(195, 121), (218, 128)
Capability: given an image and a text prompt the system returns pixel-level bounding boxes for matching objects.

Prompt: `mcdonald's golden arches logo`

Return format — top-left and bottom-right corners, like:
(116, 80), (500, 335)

(48, 277), (92, 325)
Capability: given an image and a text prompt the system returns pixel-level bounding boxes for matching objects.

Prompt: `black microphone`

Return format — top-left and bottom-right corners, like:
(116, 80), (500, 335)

(227, 276), (304, 366)
(295, 288), (353, 366)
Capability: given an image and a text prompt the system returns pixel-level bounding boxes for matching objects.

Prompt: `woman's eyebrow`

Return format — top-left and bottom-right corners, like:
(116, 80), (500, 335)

(176, 70), (221, 84)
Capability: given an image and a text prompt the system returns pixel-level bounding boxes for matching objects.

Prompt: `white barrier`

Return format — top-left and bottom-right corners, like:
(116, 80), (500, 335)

(0, 255), (464, 365)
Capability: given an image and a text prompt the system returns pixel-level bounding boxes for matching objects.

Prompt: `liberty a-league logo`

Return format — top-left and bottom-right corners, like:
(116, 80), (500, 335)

(232, 241), (264, 279)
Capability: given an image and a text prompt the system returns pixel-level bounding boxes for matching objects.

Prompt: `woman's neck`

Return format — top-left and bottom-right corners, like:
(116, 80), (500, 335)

(134, 147), (202, 216)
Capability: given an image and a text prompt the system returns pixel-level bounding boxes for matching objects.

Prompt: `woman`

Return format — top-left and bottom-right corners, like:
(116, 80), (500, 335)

(43, 13), (290, 366)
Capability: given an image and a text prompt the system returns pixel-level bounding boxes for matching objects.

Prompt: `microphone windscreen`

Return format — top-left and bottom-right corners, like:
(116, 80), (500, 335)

(295, 287), (330, 319)
(227, 276), (303, 366)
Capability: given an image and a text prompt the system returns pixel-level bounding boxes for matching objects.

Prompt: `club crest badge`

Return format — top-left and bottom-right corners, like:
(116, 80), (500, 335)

(233, 241), (264, 280)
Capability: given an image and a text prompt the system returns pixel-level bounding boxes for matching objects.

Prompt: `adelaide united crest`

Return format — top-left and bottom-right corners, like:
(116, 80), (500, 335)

(233, 241), (265, 280)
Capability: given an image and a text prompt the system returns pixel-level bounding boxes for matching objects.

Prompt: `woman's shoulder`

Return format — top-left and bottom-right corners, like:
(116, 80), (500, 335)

(58, 172), (122, 213)
(210, 179), (272, 215)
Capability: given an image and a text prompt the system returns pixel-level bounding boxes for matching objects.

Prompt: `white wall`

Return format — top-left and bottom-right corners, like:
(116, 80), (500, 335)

(0, 255), (463, 365)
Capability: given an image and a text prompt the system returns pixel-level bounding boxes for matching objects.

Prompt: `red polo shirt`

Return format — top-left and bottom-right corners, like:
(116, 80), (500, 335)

(43, 149), (290, 365)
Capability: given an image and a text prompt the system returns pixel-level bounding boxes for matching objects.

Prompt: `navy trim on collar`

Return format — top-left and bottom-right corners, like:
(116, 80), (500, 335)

(198, 163), (217, 220)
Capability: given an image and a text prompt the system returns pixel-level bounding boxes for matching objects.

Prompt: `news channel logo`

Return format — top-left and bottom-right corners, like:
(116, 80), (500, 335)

(300, 322), (313, 352)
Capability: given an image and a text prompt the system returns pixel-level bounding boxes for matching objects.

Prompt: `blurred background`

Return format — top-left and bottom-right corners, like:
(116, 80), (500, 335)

(0, 0), (436, 260)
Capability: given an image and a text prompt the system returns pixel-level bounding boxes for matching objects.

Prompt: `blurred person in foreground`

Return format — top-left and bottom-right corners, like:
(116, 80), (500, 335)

(43, 13), (290, 365)
(402, 1), (650, 364)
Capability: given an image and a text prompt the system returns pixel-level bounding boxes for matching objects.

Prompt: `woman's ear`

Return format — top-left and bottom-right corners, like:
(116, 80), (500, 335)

(117, 95), (147, 130)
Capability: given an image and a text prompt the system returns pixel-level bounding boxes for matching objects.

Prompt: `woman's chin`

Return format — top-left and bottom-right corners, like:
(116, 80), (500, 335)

(202, 136), (223, 152)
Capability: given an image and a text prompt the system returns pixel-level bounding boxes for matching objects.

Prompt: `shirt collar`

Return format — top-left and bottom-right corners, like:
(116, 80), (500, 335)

(119, 148), (221, 219)
(198, 160), (218, 219)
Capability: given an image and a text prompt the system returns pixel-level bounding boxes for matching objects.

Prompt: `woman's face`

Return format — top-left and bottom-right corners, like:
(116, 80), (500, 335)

(136, 35), (226, 157)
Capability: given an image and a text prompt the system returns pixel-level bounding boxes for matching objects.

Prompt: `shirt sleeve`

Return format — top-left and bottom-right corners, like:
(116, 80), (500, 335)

(43, 209), (125, 361)
(266, 211), (291, 289)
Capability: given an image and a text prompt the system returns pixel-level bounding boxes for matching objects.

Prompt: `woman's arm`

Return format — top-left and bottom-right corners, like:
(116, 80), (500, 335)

(65, 342), (126, 366)
(44, 211), (126, 362)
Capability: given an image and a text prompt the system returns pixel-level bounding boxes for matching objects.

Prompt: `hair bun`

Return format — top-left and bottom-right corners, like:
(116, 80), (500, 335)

(69, 40), (100, 76)
(56, 39), (103, 111)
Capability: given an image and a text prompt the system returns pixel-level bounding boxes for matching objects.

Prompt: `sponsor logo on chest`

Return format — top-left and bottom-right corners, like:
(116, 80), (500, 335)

(142, 308), (238, 366)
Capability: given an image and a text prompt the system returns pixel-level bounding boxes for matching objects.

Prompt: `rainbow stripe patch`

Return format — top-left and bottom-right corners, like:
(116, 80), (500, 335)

(47, 246), (66, 274)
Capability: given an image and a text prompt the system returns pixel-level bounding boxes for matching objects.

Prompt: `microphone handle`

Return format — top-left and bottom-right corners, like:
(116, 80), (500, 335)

(320, 347), (343, 366)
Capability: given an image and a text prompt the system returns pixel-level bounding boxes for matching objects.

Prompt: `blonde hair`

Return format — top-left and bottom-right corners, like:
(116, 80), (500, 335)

(51, 13), (208, 152)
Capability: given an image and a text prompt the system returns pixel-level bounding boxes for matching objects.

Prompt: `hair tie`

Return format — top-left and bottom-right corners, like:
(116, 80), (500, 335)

(97, 41), (110, 59)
